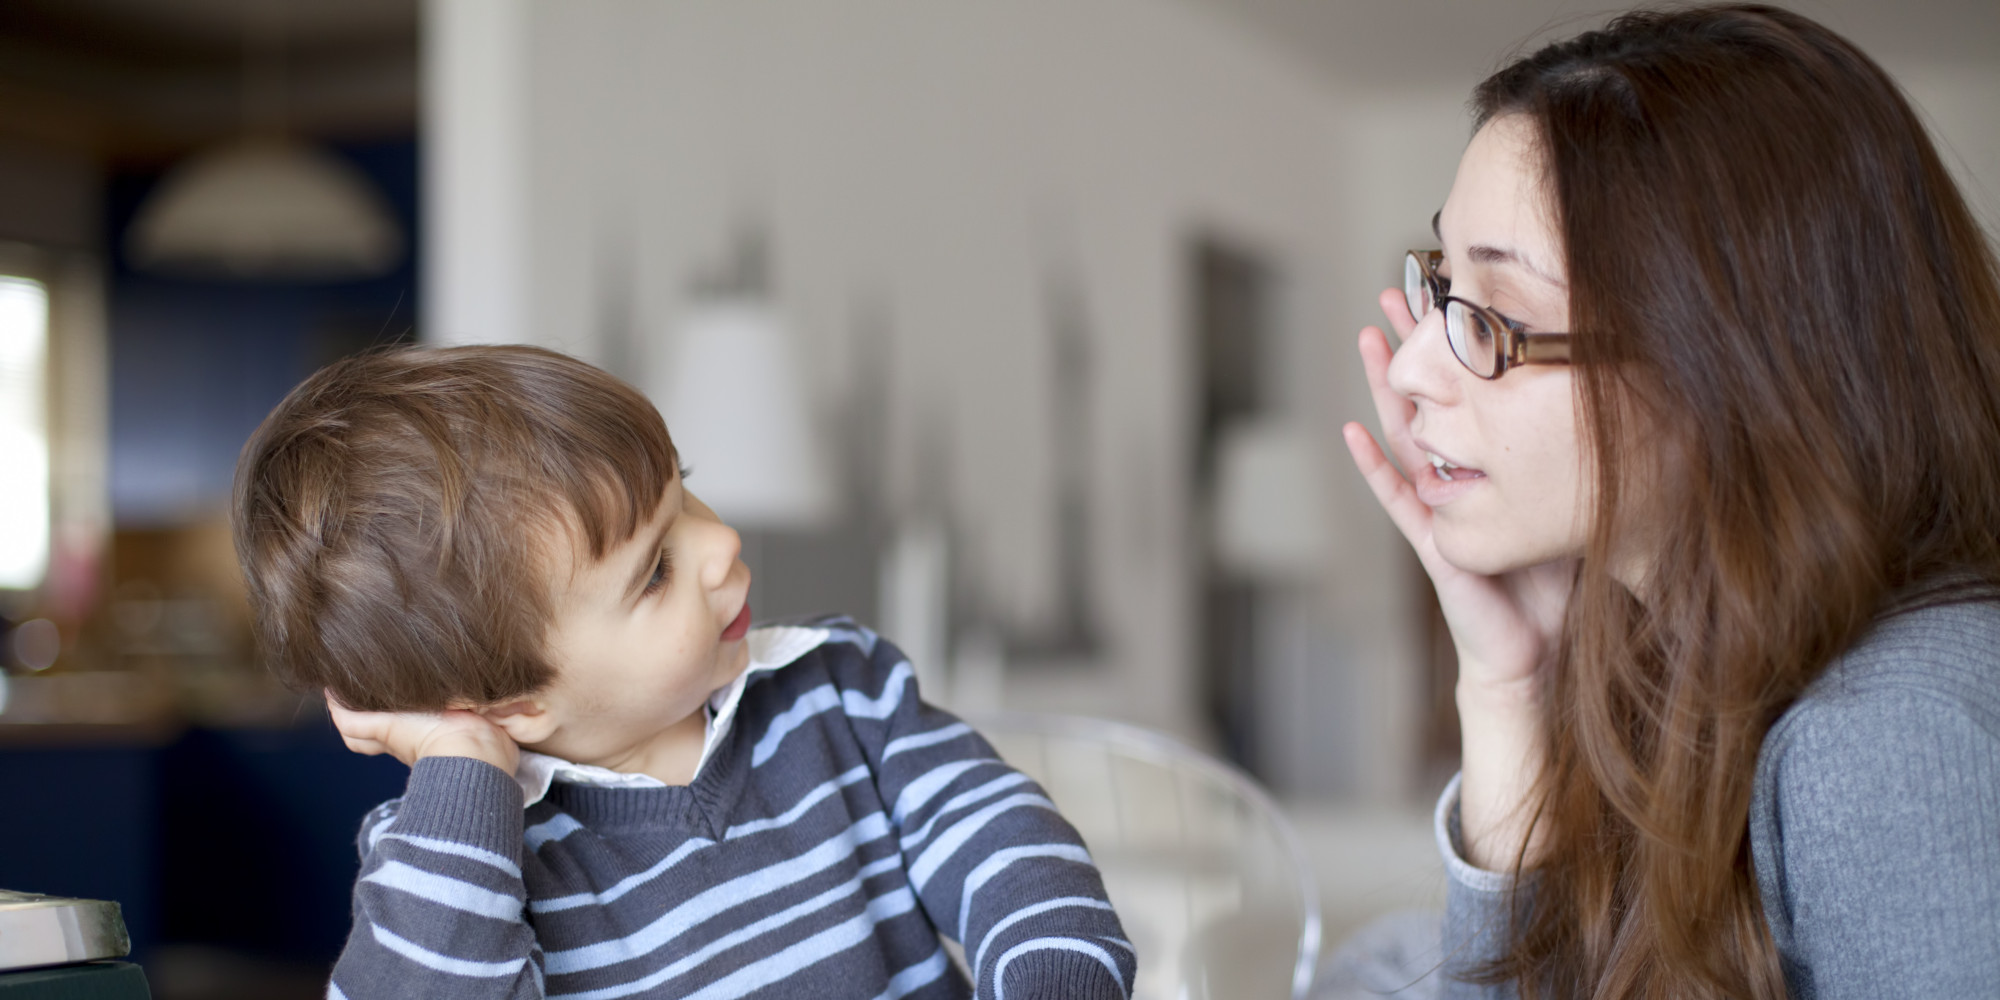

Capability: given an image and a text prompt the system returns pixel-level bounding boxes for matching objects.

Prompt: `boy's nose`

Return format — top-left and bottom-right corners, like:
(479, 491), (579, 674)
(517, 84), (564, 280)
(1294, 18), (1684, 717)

(680, 488), (745, 591)
(702, 520), (744, 592)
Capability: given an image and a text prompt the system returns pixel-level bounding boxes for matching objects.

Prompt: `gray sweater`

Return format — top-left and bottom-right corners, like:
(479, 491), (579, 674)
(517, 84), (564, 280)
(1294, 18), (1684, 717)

(1436, 599), (2000, 999)
(327, 618), (1132, 1000)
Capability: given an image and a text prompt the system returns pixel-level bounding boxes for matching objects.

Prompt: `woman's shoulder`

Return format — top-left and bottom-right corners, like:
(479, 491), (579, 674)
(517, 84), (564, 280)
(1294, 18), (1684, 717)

(1777, 596), (2000, 738)
(1752, 594), (2000, 840)
(1749, 600), (2000, 994)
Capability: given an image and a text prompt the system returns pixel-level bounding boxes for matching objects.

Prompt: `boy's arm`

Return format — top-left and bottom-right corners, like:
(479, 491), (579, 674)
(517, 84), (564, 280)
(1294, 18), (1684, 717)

(828, 626), (1136, 1000)
(327, 705), (547, 1000)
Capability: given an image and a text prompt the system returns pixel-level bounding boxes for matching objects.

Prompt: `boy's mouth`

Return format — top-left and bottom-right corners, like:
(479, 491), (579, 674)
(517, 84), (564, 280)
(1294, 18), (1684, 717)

(721, 602), (753, 642)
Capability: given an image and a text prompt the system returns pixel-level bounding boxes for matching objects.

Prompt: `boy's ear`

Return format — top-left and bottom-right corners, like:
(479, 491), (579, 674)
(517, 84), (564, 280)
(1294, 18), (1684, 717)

(469, 697), (557, 744)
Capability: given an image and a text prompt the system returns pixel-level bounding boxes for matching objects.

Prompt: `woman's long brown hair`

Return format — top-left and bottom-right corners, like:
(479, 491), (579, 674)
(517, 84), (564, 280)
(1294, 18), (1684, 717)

(1467, 6), (2000, 997)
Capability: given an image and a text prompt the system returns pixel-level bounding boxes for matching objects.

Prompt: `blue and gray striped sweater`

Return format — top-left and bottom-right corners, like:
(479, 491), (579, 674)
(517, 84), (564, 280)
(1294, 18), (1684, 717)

(328, 618), (1135, 999)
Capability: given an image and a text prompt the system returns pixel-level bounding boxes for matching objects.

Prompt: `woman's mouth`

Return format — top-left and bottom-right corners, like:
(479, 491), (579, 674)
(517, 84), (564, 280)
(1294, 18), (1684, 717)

(1415, 449), (1486, 506)
(1427, 451), (1485, 482)
(722, 601), (753, 642)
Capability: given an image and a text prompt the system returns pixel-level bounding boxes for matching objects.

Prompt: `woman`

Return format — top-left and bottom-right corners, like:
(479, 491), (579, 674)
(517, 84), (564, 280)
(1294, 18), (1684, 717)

(1342, 5), (2000, 998)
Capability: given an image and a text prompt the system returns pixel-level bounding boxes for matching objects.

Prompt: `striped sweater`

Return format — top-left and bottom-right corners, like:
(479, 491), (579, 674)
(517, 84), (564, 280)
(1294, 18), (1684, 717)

(328, 618), (1134, 1000)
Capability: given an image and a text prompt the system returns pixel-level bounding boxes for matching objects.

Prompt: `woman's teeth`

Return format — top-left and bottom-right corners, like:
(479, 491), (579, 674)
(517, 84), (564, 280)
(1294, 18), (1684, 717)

(1429, 451), (1463, 481)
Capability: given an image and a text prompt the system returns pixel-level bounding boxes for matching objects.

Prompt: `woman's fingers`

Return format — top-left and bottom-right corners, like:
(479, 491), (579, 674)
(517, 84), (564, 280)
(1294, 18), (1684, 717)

(1378, 287), (1419, 344)
(1357, 327), (1430, 479)
(1347, 421), (1511, 624)
(1343, 421), (1436, 548)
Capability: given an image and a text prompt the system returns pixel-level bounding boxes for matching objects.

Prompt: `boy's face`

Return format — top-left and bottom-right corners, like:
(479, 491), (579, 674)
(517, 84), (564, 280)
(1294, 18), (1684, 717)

(528, 470), (754, 773)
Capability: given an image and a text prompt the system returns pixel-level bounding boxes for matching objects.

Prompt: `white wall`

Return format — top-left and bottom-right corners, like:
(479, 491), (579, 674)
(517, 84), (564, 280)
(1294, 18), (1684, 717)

(422, 0), (530, 347)
(1902, 64), (2000, 237)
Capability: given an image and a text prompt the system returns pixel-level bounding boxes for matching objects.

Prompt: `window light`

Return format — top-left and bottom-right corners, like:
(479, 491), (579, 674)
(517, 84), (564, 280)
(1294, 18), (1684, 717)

(0, 276), (49, 591)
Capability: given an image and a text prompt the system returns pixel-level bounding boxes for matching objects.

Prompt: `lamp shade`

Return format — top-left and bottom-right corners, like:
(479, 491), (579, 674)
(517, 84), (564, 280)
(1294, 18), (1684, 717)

(653, 299), (833, 529)
(1211, 420), (1331, 581)
(125, 139), (404, 280)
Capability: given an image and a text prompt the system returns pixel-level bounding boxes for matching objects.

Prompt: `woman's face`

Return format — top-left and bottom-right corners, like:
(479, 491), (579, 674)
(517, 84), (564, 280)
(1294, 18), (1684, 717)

(1389, 114), (1592, 576)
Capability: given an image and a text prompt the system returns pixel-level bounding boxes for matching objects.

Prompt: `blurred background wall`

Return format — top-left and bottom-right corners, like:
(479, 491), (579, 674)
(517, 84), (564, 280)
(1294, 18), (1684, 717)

(0, 1), (1994, 996)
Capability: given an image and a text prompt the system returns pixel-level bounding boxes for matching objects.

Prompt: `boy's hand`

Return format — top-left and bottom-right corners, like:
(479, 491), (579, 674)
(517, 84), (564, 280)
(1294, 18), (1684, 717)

(327, 694), (521, 775)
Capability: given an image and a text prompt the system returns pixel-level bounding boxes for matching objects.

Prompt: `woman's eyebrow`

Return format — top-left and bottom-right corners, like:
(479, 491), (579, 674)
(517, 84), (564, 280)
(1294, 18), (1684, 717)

(1468, 243), (1526, 268)
(1435, 208), (1565, 288)
(1435, 209), (1565, 292)
(1476, 245), (1565, 288)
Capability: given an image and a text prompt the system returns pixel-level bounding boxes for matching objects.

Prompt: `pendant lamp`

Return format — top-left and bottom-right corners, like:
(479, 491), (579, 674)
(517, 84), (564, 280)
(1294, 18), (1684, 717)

(123, 5), (405, 282)
(125, 137), (404, 280)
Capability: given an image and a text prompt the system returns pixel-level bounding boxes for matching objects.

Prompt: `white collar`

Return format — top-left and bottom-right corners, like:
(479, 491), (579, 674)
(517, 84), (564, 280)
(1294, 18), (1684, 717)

(512, 623), (828, 807)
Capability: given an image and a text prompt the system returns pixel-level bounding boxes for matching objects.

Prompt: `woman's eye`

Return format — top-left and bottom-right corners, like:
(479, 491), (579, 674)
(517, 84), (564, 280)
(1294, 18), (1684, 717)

(1469, 317), (1497, 350)
(643, 550), (672, 595)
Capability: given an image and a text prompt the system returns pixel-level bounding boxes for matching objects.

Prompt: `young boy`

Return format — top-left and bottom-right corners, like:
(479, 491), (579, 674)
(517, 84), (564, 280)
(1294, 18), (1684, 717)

(232, 345), (1133, 1000)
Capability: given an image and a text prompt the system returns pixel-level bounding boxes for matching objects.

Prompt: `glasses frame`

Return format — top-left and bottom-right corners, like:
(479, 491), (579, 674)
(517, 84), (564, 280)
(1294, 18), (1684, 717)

(1405, 250), (1572, 380)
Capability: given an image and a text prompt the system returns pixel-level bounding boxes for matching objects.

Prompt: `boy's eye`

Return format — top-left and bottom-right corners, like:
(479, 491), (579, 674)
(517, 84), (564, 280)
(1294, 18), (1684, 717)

(678, 464), (693, 481)
(643, 549), (672, 596)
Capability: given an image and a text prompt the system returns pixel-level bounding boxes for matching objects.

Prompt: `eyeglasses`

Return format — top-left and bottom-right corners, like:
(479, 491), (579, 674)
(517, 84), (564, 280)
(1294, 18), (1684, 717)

(1404, 250), (1572, 379)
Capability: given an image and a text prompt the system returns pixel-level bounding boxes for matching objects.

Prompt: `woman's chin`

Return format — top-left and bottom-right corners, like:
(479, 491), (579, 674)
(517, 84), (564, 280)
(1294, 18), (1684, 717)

(1434, 532), (1546, 578)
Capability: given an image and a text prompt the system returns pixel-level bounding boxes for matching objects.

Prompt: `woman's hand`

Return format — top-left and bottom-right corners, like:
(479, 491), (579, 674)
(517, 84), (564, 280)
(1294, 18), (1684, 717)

(1342, 287), (1569, 870)
(327, 693), (522, 776)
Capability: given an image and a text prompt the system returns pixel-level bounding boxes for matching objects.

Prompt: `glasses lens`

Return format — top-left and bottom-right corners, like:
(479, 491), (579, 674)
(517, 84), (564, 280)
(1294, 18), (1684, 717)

(1404, 254), (1432, 318)
(1445, 299), (1500, 378)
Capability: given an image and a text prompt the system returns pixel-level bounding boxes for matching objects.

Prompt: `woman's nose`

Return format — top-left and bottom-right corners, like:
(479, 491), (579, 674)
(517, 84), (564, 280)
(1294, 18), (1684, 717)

(1386, 304), (1458, 404)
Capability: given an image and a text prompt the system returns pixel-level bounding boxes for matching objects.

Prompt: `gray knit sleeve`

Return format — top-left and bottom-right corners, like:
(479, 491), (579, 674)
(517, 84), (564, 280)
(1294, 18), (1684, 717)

(1434, 775), (1524, 1000)
(329, 755), (544, 1000)
(1749, 620), (2000, 1000)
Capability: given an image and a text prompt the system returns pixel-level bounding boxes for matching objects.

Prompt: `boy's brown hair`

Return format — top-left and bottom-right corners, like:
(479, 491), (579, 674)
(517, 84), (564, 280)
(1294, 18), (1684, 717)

(232, 345), (678, 712)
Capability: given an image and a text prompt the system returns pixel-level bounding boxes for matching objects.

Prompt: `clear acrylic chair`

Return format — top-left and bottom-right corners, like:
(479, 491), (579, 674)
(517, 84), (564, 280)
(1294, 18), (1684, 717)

(966, 712), (1322, 1000)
